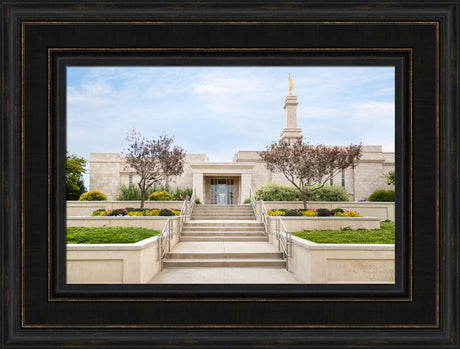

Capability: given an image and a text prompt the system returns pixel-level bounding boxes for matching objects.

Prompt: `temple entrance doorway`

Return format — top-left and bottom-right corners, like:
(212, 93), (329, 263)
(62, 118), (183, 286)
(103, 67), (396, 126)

(210, 178), (234, 205)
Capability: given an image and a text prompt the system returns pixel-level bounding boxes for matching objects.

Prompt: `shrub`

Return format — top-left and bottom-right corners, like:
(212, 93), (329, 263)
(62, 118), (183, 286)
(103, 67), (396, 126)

(302, 209), (318, 216)
(335, 210), (360, 217)
(117, 184), (156, 201)
(243, 198), (251, 204)
(330, 208), (344, 214)
(195, 199), (201, 205)
(106, 208), (128, 216)
(147, 190), (173, 201)
(267, 210), (285, 216)
(91, 209), (108, 216)
(254, 183), (300, 201)
(283, 209), (303, 216)
(367, 189), (395, 202)
(307, 185), (350, 201)
(158, 208), (175, 216)
(316, 208), (334, 216)
(171, 187), (193, 200)
(79, 190), (107, 201)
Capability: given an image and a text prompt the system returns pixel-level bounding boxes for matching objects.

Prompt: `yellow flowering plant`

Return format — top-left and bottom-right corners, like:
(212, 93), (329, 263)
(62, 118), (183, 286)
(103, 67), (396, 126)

(302, 209), (318, 216)
(334, 210), (360, 217)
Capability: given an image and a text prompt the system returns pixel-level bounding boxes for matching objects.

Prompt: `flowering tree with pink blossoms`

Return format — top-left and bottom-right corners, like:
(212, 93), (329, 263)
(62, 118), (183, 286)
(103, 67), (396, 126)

(123, 129), (186, 208)
(259, 139), (362, 210)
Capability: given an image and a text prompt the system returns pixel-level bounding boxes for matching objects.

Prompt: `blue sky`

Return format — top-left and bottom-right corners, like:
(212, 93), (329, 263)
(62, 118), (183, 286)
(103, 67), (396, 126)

(67, 66), (395, 170)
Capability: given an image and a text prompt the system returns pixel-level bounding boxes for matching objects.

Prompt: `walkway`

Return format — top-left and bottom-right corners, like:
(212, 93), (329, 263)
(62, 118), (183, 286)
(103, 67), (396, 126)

(148, 205), (300, 283)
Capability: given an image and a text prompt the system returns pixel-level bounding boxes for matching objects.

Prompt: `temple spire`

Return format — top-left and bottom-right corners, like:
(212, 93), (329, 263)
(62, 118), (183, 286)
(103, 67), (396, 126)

(280, 75), (302, 143)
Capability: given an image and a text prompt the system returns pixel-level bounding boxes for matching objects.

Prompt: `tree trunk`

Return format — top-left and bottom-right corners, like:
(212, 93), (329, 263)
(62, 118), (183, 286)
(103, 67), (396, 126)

(140, 190), (146, 209)
(302, 192), (308, 210)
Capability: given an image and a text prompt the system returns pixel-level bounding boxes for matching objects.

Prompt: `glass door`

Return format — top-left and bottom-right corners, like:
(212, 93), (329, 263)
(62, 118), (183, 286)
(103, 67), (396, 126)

(210, 179), (234, 204)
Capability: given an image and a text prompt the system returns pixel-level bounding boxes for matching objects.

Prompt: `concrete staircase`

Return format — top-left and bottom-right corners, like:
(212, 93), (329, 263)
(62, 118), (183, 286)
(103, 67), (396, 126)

(191, 204), (255, 220)
(162, 204), (287, 269)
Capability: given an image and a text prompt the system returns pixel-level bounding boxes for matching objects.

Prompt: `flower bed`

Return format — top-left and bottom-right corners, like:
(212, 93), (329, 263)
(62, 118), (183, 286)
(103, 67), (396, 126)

(91, 207), (181, 217)
(266, 208), (360, 217)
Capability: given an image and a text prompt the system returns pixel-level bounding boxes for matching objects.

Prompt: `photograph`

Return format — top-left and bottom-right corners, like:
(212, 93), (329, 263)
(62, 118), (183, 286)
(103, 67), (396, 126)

(2, 1), (456, 346)
(66, 66), (396, 284)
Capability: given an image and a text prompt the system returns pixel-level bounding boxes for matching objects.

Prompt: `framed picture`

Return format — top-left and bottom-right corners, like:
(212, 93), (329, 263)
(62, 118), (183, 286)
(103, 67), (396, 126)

(2, 1), (458, 348)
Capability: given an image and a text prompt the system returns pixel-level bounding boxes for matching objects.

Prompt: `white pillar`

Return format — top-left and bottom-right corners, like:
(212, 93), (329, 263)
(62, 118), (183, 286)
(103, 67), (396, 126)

(192, 173), (204, 203)
(280, 95), (302, 143)
(240, 173), (252, 204)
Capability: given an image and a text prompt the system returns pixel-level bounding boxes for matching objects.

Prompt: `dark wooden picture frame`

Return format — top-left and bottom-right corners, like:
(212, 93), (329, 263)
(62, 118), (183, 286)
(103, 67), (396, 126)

(1, 1), (458, 348)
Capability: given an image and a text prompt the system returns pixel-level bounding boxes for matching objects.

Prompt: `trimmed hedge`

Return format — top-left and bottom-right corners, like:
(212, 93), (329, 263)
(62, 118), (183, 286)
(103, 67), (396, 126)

(79, 190), (107, 201)
(147, 190), (173, 201)
(367, 189), (395, 202)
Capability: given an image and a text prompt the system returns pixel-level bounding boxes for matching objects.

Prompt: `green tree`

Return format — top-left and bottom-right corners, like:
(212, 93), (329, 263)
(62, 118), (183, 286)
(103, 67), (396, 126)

(385, 170), (395, 185)
(259, 139), (362, 210)
(66, 152), (87, 200)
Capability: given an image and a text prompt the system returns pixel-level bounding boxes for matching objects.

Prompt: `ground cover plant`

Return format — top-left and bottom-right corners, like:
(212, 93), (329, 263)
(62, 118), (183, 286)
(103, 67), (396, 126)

(293, 220), (395, 244)
(66, 226), (160, 244)
(91, 207), (181, 216)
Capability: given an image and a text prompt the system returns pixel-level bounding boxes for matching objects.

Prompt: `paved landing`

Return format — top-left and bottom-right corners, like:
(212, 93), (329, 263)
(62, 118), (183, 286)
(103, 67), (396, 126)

(148, 266), (300, 283)
(148, 241), (300, 284)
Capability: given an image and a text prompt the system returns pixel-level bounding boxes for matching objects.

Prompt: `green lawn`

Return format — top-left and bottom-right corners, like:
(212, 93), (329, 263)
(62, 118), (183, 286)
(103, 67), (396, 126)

(293, 220), (395, 244)
(67, 226), (160, 244)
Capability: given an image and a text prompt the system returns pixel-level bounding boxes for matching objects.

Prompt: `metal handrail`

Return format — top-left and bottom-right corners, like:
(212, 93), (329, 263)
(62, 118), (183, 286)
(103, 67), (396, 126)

(249, 189), (268, 235)
(274, 217), (292, 262)
(158, 216), (177, 270)
(158, 188), (196, 270)
(249, 189), (292, 270)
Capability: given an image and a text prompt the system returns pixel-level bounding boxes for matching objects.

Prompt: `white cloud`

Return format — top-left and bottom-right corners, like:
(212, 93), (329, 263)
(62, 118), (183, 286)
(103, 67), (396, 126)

(67, 66), (395, 164)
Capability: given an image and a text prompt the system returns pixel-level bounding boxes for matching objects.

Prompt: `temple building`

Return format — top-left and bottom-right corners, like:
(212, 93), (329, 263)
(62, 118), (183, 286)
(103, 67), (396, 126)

(89, 93), (394, 203)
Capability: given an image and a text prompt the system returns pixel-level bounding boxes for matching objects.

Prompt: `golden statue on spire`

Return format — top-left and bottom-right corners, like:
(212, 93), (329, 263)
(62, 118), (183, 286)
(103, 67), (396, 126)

(288, 73), (294, 95)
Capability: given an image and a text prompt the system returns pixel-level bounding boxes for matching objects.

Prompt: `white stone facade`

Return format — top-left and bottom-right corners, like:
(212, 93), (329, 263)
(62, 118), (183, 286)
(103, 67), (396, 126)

(89, 95), (394, 203)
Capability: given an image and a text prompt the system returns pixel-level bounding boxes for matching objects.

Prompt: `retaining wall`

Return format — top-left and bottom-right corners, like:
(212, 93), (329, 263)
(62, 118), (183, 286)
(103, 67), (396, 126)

(268, 233), (394, 283)
(269, 216), (380, 231)
(66, 234), (179, 283)
(66, 216), (180, 231)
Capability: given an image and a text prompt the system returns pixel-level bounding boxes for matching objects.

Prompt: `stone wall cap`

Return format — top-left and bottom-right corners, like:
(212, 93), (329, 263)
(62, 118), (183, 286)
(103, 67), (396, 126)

(290, 235), (394, 251)
(68, 216), (178, 220)
(273, 216), (381, 221)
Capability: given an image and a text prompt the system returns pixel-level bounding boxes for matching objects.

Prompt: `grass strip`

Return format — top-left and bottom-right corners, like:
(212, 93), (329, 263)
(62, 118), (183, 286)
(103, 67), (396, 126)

(292, 221), (395, 244)
(67, 226), (160, 244)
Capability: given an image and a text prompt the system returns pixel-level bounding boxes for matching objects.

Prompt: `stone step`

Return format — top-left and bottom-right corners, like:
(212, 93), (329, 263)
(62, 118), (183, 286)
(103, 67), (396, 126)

(163, 259), (285, 268)
(193, 208), (254, 212)
(192, 212), (254, 217)
(166, 252), (283, 259)
(179, 236), (268, 242)
(191, 216), (255, 220)
(181, 231), (265, 237)
(184, 222), (263, 227)
(193, 208), (253, 212)
(183, 226), (264, 232)
(192, 211), (254, 215)
(196, 205), (252, 208)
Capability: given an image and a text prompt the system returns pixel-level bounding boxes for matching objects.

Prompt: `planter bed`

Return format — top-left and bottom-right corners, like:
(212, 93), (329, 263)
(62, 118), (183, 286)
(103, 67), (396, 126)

(67, 200), (186, 216)
(67, 216), (178, 231)
(271, 216), (380, 231)
(67, 233), (180, 284)
(261, 201), (394, 221)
